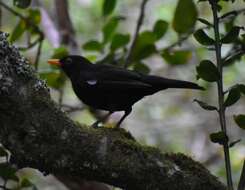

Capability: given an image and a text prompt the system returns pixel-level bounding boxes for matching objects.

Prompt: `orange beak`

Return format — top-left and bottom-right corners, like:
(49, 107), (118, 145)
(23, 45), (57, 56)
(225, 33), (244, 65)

(48, 59), (61, 66)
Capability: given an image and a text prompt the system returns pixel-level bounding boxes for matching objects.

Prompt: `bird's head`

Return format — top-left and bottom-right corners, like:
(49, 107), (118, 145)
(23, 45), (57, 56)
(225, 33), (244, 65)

(48, 55), (92, 77)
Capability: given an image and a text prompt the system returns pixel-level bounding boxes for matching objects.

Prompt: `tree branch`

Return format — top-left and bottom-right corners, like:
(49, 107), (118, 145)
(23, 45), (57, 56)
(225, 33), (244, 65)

(54, 0), (79, 54)
(0, 32), (226, 190)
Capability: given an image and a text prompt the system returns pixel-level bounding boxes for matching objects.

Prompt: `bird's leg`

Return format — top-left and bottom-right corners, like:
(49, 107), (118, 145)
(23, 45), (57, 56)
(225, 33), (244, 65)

(115, 108), (132, 128)
(91, 111), (113, 128)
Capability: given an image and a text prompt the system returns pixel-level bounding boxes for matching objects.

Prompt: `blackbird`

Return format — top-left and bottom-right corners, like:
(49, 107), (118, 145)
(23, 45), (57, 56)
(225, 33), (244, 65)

(48, 55), (204, 127)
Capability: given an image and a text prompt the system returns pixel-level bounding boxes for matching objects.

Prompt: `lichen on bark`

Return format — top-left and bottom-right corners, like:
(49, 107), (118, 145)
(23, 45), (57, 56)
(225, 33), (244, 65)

(0, 31), (226, 190)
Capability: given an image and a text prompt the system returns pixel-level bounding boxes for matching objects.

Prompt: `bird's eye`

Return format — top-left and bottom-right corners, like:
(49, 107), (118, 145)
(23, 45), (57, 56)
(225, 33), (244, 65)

(66, 58), (72, 64)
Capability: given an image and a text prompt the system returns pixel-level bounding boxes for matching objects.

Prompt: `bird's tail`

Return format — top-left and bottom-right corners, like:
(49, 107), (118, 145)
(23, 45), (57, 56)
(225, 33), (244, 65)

(144, 75), (204, 90)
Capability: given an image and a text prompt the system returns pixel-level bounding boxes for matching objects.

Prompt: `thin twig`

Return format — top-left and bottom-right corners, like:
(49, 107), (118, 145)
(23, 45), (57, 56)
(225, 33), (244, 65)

(124, 0), (149, 68)
(34, 38), (43, 71)
(0, 1), (25, 20)
(0, 1), (44, 71)
(0, 1), (43, 35)
(209, 1), (233, 190)
(238, 160), (245, 190)
(18, 36), (42, 50)
(58, 88), (64, 108)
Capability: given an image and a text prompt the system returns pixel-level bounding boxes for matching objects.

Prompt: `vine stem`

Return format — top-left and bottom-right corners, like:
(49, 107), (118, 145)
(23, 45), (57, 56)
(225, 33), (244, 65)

(209, 1), (233, 190)
(124, 0), (149, 68)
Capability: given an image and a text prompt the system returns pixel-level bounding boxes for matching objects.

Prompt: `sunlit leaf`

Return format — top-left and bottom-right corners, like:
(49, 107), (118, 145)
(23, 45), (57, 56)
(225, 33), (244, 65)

(133, 62), (150, 74)
(103, 0), (117, 16)
(0, 163), (18, 181)
(162, 50), (192, 65)
(210, 131), (228, 145)
(13, 0), (31, 9)
(194, 99), (217, 111)
(194, 29), (215, 46)
(10, 19), (26, 43)
(221, 26), (242, 44)
(224, 87), (241, 107)
(102, 16), (124, 44)
(40, 71), (66, 90)
(173, 0), (197, 34)
(28, 9), (41, 25)
(153, 20), (168, 40)
(233, 114), (245, 129)
(51, 46), (69, 59)
(83, 40), (103, 52)
(110, 33), (130, 51)
(196, 60), (220, 82)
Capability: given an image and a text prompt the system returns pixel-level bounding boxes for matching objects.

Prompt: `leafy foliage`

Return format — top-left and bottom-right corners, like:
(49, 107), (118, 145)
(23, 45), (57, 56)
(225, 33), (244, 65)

(103, 0), (117, 16)
(194, 29), (215, 46)
(233, 115), (245, 130)
(0, 147), (37, 190)
(162, 50), (192, 65)
(173, 0), (197, 34)
(210, 131), (228, 145)
(194, 99), (217, 111)
(196, 60), (220, 82)
(13, 0), (31, 9)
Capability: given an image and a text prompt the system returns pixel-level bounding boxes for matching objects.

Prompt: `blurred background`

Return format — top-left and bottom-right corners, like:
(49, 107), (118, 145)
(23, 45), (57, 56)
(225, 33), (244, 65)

(0, 0), (244, 189)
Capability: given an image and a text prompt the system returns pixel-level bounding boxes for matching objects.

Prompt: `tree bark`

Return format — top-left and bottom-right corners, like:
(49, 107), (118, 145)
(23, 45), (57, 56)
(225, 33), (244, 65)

(0, 32), (226, 190)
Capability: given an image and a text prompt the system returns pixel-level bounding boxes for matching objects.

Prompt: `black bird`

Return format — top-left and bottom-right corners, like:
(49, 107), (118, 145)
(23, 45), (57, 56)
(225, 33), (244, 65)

(48, 55), (204, 127)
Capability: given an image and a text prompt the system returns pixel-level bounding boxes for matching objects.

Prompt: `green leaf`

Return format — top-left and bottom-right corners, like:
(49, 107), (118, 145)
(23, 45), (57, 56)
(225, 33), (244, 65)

(221, 26), (242, 44)
(103, 0), (117, 16)
(229, 139), (241, 148)
(238, 84), (245, 95)
(13, 0), (31, 9)
(194, 99), (217, 111)
(28, 9), (41, 25)
(193, 29), (215, 46)
(0, 163), (18, 181)
(0, 147), (8, 157)
(133, 44), (156, 60)
(173, 0), (197, 34)
(162, 50), (192, 65)
(210, 131), (228, 145)
(196, 60), (220, 82)
(40, 71), (66, 90)
(10, 20), (26, 43)
(197, 18), (213, 27)
(133, 62), (150, 74)
(132, 31), (157, 60)
(234, 114), (245, 129)
(153, 20), (168, 40)
(224, 87), (241, 107)
(222, 52), (243, 67)
(51, 47), (69, 59)
(110, 33), (130, 51)
(21, 178), (34, 187)
(102, 16), (123, 44)
(26, 9), (41, 34)
(83, 40), (103, 52)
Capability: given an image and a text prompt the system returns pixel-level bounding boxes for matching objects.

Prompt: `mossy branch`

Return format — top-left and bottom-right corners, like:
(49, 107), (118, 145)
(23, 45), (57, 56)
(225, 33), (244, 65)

(0, 32), (226, 190)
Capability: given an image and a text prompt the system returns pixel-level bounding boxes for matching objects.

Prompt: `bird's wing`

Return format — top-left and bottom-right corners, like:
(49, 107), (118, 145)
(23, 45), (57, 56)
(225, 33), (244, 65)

(76, 66), (152, 92)
(94, 64), (143, 81)
(96, 80), (152, 91)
